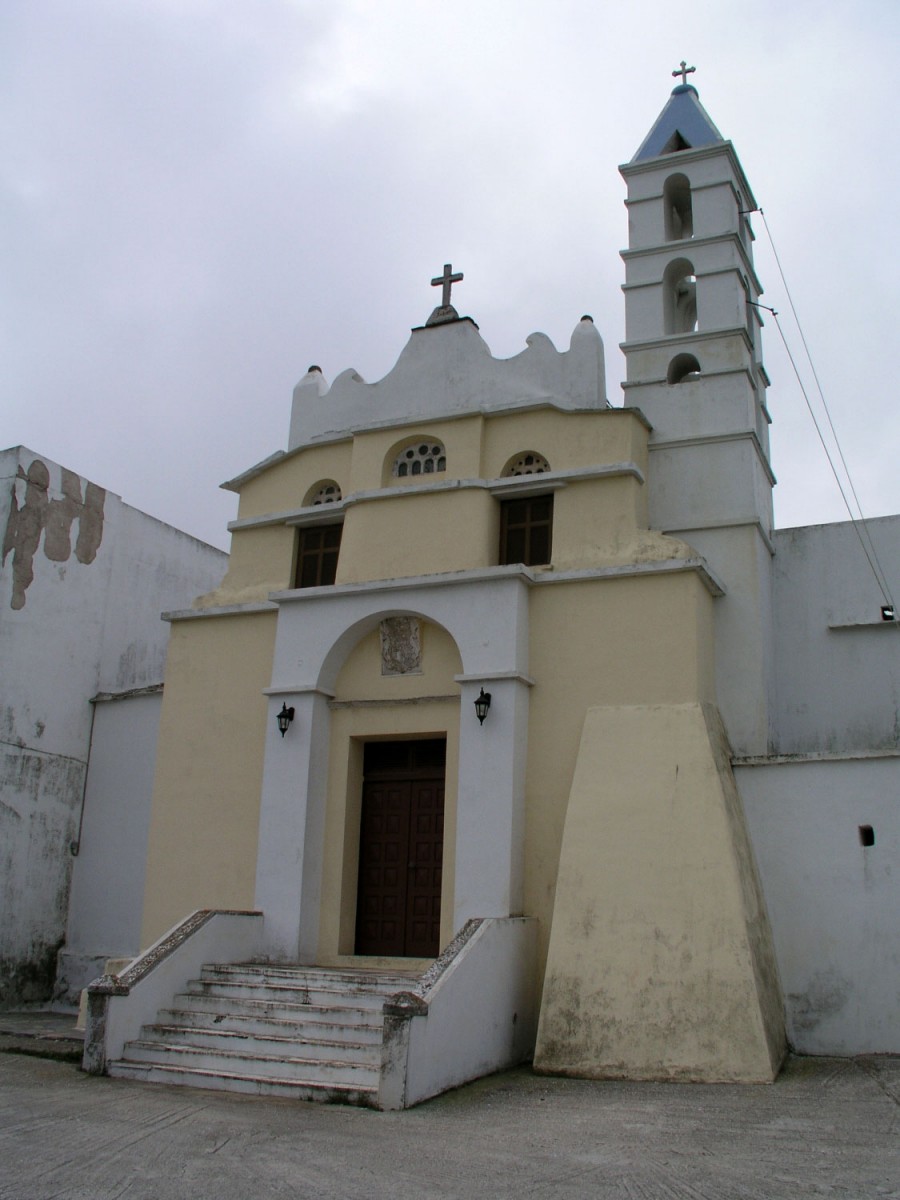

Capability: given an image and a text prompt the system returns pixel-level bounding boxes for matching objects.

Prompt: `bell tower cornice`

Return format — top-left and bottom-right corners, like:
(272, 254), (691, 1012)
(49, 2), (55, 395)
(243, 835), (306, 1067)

(620, 139), (757, 210)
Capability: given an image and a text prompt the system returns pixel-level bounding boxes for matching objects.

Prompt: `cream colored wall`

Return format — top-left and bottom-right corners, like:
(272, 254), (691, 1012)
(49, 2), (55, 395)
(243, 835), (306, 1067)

(316, 622), (463, 963)
(481, 409), (648, 481)
(552, 478), (668, 569)
(235, 442), (353, 520)
(145, 404), (716, 971)
(140, 611), (276, 946)
(199, 525), (296, 607)
(213, 407), (657, 599)
(362, 417), (485, 488)
(337, 489), (499, 584)
(523, 573), (717, 975)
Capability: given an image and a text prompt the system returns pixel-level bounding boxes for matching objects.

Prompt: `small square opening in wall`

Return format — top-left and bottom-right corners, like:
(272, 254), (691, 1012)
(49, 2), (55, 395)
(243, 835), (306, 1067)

(858, 825), (875, 848)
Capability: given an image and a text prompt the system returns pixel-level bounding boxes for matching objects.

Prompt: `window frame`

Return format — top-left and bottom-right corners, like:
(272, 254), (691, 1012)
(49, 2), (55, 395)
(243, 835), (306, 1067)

(294, 521), (343, 588)
(499, 492), (554, 567)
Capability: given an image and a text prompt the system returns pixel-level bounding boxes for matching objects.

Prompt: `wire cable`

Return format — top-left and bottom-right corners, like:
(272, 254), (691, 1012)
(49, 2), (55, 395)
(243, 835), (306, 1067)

(750, 297), (894, 607)
(754, 211), (895, 607)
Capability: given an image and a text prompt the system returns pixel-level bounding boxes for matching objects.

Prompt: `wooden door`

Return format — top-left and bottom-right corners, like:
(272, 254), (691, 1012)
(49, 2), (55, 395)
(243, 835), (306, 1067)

(355, 740), (445, 957)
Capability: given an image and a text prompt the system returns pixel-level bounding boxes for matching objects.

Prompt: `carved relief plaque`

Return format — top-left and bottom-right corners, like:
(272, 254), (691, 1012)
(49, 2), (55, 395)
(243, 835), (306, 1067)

(380, 617), (421, 675)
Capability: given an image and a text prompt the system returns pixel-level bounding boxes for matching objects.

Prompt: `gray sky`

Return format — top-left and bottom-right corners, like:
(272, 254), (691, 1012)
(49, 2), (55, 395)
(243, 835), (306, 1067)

(4, 0), (898, 552)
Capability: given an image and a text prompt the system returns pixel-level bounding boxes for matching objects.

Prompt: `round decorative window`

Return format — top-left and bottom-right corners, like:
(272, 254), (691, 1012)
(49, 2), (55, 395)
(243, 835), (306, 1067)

(307, 480), (342, 505)
(504, 452), (550, 477)
(393, 441), (446, 478)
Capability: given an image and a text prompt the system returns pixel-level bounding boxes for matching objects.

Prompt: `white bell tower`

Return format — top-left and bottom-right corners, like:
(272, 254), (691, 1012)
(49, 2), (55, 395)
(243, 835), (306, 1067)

(619, 72), (775, 754)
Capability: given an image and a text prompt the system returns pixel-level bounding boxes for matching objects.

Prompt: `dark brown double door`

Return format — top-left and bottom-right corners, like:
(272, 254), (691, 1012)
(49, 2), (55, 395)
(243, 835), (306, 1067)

(355, 739), (445, 958)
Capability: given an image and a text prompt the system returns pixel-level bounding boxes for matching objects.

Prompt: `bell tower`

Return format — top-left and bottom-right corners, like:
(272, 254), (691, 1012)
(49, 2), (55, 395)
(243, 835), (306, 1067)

(619, 73), (774, 753)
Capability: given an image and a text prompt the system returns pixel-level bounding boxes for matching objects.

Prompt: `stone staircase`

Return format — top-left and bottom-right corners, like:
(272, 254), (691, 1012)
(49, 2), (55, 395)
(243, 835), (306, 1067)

(106, 963), (421, 1106)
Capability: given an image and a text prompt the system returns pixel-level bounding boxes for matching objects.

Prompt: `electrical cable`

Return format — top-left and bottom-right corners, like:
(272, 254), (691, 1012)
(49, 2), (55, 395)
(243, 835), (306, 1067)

(753, 210), (895, 608)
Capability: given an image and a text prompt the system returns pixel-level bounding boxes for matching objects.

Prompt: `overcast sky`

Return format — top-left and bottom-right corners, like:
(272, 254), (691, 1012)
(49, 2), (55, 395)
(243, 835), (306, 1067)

(3, 0), (898, 552)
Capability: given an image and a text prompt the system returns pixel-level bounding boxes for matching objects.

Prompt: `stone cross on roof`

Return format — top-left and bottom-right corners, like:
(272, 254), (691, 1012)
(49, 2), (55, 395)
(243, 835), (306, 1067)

(672, 60), (696, 87)
(425, 263), (465, 326)
(431, 263), (463, 308)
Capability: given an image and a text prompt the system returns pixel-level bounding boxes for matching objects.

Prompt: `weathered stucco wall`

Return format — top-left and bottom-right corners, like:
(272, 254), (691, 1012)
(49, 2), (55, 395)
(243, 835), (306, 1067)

(0, 446), (227, 1008)
(738, 755), (900, 1053)
(535, 703), (785, 1082)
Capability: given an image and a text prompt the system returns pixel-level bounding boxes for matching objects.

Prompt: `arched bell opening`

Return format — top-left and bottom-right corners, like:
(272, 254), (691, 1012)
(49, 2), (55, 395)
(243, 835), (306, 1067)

(664, 173), (693, 240)
(663, 258), (698, 336)
(667, 353), (702, 384)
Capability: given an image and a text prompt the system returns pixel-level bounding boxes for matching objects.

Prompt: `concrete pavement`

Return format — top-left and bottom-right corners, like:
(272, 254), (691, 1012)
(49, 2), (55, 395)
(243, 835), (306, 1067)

(1, 1050), (898, 1199)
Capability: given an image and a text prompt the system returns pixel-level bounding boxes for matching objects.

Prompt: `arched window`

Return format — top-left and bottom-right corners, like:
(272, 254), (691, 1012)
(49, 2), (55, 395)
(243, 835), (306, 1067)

(392, 440), (446, 478)
(663, 173), (693, 240)
(667, 353), (701, 384)
(663, 258), (698, 335)
(305, 479), (342, 506)
(503, 451), (551, 477)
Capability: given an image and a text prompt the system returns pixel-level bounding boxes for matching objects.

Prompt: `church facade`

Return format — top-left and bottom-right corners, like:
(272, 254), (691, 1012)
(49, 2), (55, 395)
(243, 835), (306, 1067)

(83, 80), (899, 1103)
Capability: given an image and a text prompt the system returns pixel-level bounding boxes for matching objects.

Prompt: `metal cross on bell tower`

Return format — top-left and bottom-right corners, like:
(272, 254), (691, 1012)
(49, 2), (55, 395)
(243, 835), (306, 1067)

(672, 60), (696, 86)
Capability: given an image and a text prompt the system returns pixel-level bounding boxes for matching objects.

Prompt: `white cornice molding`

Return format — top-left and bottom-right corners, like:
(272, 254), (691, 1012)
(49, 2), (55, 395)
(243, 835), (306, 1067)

(164, 601), (277, 623)
(455, 671), (536, 687)
(227, 463), (646, 531)
(619, 325), (754, 356)
(166, 555), (725, 622)
(734, 748), (900, 767)
(648, 429), (777, 487)
(662, 517), (776, 557)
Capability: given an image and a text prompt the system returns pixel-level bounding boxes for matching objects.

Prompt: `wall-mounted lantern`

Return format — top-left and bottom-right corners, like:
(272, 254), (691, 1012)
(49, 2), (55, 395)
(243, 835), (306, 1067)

(276, 703), (295, 737)
(474, 688), (492, 725)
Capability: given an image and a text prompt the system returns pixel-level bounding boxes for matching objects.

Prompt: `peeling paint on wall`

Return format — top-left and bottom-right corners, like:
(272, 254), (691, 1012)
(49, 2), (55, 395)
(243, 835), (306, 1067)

(2, 459), (105, 609)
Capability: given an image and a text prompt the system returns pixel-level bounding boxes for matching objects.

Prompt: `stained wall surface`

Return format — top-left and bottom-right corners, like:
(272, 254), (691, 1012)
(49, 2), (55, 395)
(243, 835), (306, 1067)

(0, 446), (228, 1007)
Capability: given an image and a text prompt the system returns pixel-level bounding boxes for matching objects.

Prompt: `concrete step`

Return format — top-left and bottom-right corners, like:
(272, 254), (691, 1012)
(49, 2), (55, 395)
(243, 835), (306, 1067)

(167, 991), (384, 1026)
(139, 1023), (381, 1064)
(207, 964), (418, 991)
(119, 1039), (380, 1086)
(187, 979), (396, 1009)
(107, 1059), (379, 1107)
(156, 1007), (383, 1044)
(107, 962), (422, 1106)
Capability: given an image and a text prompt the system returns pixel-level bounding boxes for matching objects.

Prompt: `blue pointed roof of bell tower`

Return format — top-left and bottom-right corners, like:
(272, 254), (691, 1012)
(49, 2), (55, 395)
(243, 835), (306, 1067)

(631, 83), (725, 162)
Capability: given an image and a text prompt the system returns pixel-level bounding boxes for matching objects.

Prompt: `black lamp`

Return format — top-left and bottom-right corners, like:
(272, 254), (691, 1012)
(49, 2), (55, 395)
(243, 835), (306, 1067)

(882, 605), (896, 622)
(276, 703), (295, 737)
(474, 688), (492, 725)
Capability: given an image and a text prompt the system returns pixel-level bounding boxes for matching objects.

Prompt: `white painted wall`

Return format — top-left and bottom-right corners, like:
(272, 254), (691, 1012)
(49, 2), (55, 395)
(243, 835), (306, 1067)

(734, 515), (900, 1053)
(0, 446), (228, 1007)
(56, 691), (163, 1003)
(738, 756), (900, 1053)
(769, 517), (900, 755)
(85, 910), (263, 1072)
(287, 315), (607, 450)
(392, 917), (538, 1109)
